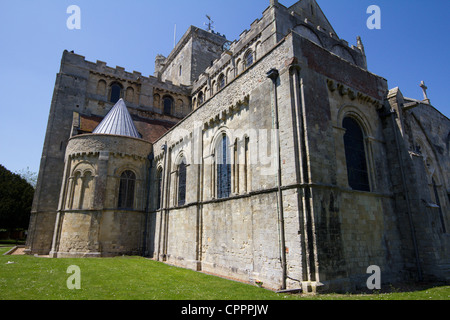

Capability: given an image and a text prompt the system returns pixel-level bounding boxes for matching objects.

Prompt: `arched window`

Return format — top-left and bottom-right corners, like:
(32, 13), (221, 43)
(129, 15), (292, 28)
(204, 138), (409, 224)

(244, 136), (250, 192)
(178, 160), (187, 206)
(218, 74), (225, 90)
(118, 170), (136, 209)
(110, 83), (123, 103)
(163, 96), (174, 115)
(198, 92), (204, 105)
(217, 133), (231, 199)
(156, 168), (163, 210)
(244, 50), (254, 69)
(233, 139), (239, 194)
(343, 117), (370, 192)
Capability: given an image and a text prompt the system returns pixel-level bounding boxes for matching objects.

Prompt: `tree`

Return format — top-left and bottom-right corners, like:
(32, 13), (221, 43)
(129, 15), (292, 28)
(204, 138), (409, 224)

(0, 164), (35, 231)
(15, 167), (38, 188)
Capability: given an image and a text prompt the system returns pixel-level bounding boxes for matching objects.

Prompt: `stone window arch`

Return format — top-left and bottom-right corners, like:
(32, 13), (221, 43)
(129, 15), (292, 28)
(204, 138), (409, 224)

(156, 167), (163, 210)
(118, 170), (136, 209)
(236, 58), (242, 75)
(177, 158), (187, 206)
(163, 95), (174, 115)
(153, 94), (161, 109)
(97, 80), (107, 96)
(126, 87), (134, 103)
(244, 136), (250, 193)
(198, 91), (204, 106)
(342, 116), (370, 192)
(109, 82), (123, 103)
(68, 170), (94, 210)
(244, 49), (254, 69)
(68, 171), (82, 210)
(216, 133), (231, 199)
(176, 99), (184, 115)
(233, 139), (239, 194)
(218, 73), (225, 90)
(331, 44), (356, 65)
(293, 25), (323, 47)
(211, 81), (216, 95)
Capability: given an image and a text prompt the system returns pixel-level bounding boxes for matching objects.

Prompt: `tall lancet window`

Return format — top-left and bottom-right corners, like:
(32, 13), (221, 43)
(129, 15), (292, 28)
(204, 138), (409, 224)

(217, 133), (231, 199)
(156, 168), (163, 210)
(118, 170), (136, 209)
(343, 117), (370, 192)
(178, 159), (187, 206)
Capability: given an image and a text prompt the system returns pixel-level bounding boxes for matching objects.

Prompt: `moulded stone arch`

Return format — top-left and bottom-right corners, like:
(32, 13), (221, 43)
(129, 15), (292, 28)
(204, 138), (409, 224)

(236, 58), (243, 75)
(97, 79), (107, 96)
(71, 161), (97, 178)
(293, 24), (323, 47)
(126, 86), (135, 103)
(153, 93), (161, 109)
(173, 152), (188, 206)
(211, 128), (232, 199)
(209, 126), (232, 156)
(337, 106), (375, 192)
(244, 48), (254, 68)
(217, 73), (226, 90)
(225, 67), (232, 82)
(255, 41), (262, 60)
(67, 162), (96, 210)
(337, 105), (374, 138)
(114, 164), (141, 180)
(330, 44), (356, 65)
(162, 95), (174, 115)
(173, 151), (188, 170)
(109, 81), (123, 103)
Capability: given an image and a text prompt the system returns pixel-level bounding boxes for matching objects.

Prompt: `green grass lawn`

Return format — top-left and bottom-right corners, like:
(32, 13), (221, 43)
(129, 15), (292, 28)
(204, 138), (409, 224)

(1, 247), (449, 300)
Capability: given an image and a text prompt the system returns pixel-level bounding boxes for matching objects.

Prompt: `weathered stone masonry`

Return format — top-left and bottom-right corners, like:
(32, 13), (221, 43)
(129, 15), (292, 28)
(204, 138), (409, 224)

(26, 0), (449, 293)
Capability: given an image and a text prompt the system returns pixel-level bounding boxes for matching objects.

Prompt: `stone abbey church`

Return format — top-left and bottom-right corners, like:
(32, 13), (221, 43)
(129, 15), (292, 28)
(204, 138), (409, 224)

(25, 0), (449, 292)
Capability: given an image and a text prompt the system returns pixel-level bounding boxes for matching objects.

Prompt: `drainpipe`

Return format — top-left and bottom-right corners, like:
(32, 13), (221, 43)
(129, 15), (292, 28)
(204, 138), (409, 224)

(267, 68), (287, 290)
(143, 152), (154, 257)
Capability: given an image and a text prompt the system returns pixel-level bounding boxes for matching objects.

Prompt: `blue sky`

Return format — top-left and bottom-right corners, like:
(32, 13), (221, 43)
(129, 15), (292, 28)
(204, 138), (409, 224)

(0, 0), (449, 175)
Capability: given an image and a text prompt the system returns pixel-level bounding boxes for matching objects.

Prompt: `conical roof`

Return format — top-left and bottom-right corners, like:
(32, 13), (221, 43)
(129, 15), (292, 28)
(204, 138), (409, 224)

(93, 99), (141, 138)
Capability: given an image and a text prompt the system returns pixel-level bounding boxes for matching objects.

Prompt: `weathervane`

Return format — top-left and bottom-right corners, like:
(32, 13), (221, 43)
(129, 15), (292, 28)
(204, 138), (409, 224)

(205, 14), (214, 32)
